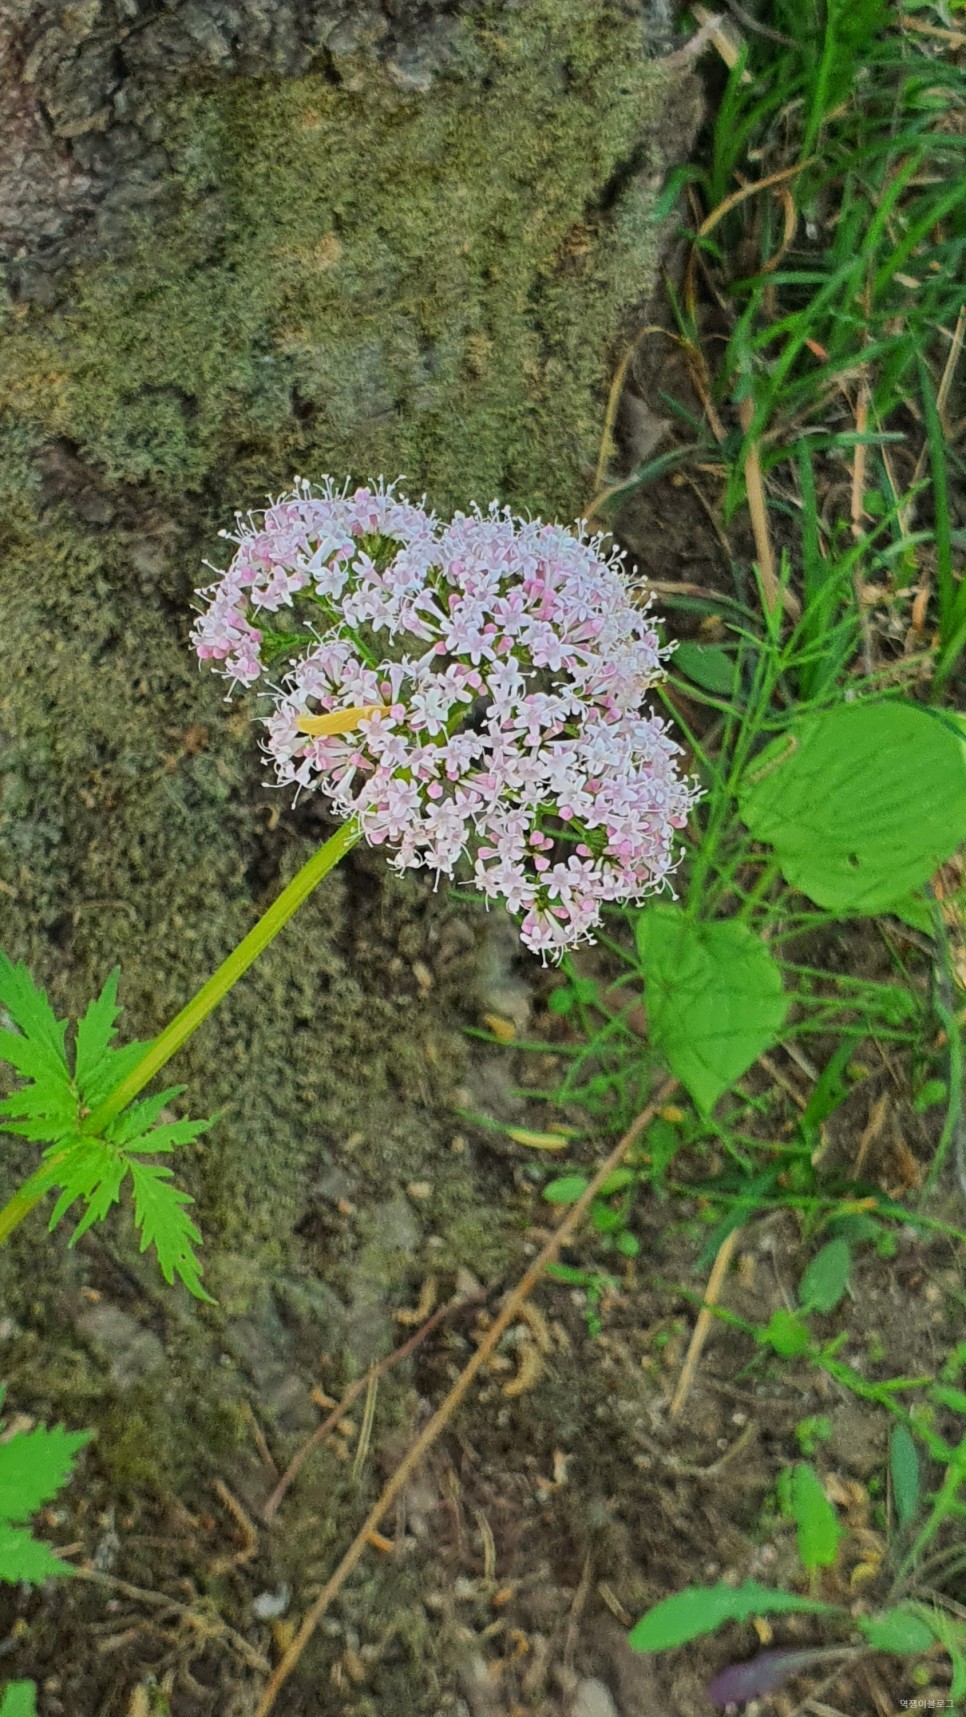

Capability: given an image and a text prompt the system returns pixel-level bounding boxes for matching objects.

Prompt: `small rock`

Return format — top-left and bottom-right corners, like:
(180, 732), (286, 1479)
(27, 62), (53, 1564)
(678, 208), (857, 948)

(76, 1303), (165, 1390)
(570, 1679), (619, 1717)
(253, 1583), (290, 1620)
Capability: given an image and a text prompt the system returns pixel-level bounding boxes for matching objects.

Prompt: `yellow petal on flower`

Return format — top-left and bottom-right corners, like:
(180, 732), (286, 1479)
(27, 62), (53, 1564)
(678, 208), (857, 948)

(296, 704), (390, 736)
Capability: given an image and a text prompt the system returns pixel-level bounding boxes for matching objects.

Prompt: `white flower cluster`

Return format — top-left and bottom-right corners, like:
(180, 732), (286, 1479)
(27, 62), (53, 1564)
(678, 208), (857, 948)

(193, 479), (697, 958)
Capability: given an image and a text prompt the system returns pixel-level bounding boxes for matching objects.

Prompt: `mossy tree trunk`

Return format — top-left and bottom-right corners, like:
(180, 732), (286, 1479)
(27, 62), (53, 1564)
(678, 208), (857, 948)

(0, 0), (696, 1525)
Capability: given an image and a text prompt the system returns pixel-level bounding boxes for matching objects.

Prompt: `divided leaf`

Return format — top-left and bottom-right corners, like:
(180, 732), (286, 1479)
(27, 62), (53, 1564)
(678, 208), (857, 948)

(0, 1523), (72, 1587)
(0, 1423), (91, 1524)
(738, 702), (966, 912)
(73, 969), (124, 1090)
(129, 1162), (212, 1301)
(0, 955), (213, 1298)
(636, 906), (787, 1113)
(0, 954), (71, 1092)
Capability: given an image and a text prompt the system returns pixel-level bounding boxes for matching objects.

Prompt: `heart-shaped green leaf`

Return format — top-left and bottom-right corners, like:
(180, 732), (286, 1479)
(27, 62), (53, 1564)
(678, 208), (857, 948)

(636, 906), (787, 1114)
(738, 702), (966, 913)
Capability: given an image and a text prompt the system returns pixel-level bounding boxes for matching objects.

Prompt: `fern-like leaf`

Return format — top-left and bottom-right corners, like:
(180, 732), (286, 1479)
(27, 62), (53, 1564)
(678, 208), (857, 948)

(73, 968), (124, 1089)
(128, 1161), (212, 1301)
(0, 953), (71, 1094)
(0, 1423), (91, 1523)
(0, 1524), (70, 1586)
(0, 954), (214, 1298)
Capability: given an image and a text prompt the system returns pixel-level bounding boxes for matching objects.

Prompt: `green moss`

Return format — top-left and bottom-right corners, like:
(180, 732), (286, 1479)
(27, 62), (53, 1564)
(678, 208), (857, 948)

(0, 1), (684, 1518)
(1, 0), (669, 517)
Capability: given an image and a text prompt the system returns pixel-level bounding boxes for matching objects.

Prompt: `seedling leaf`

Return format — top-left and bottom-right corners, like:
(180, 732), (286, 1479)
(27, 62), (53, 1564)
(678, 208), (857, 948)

(708, 1648), (841, 1707)
(636, 906), (787, 1113)
(798, 1238), (851, 1314)
(890, 1424), (921, 1530)
(673, 642), (738, 695)
(758, 1309), (811, 1357)
(856, 1608), (934, 1655)
(543, 1176), (589, 1205)
(778, 1464), (843, 1572)
(628, 1580), (836, 1652)
(738, 702), (966, 912)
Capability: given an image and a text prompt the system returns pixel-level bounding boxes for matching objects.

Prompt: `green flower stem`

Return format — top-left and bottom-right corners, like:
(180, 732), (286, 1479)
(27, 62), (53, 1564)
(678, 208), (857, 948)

(0, 819), (362, 1246)
(85, 818), (362, 1134)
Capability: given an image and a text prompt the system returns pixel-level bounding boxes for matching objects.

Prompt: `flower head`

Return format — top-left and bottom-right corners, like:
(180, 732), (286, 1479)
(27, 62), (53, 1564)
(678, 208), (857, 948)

(193, 478), (698, 959)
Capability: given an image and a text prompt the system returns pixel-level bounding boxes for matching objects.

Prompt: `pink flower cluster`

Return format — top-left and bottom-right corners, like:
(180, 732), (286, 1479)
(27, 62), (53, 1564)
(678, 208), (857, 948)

(192, 479), (697, 959)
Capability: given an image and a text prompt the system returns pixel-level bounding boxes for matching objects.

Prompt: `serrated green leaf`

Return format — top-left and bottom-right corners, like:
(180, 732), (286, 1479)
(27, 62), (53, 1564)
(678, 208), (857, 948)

(636, 906), (787, 1114)
(120, 1116), (213, 1157)
(73, 969), (123, 1090)
(98, 1085), (183, 1147)
(128, 1161), (211, 1301)
(780, 1464), (843, 1573)
(31, 1136), (127, 1237)
(0, 1683), (39, 1717)
(856, 1607), (935, 1655)
(77, 1037), (153, 1109)
(798, 1238), (852, 1314)
(0, 1081), (80, 1141)
(0, 954), (70, 1088)
(0, 1522), (71, 1586)
(889, 1425), (920, 1530)
(628, 1580), (837, 1653)
(738, 703), (966, 913)
(0, 1424), (91, 1524)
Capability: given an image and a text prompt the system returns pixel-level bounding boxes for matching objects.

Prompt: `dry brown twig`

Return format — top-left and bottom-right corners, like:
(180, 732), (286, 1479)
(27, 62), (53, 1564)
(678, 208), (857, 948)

(261, 1282), (482, 1522)
(668, 1225), (742, 1421)
(251, 1076), (678, 1717)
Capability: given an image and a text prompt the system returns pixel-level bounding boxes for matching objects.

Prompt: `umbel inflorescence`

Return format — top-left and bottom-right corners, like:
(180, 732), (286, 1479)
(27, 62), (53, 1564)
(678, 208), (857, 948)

(193, 479), (698, 958)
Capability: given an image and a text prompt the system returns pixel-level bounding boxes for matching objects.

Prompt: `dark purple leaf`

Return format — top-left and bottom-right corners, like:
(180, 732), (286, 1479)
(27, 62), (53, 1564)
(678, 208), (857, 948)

(708, 1647), (838, 1707)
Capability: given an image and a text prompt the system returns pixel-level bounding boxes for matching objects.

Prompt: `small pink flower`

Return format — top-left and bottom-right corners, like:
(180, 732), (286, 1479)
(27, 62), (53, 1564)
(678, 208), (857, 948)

(193, 479), (698, 959)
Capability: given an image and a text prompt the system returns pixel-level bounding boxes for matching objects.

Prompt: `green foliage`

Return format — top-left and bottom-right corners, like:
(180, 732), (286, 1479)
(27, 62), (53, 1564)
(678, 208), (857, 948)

(776, 1463), (843, 1572)
(627, 1578), (836, 1652)
(890, 1424), (921, 1531)
(0, 0), (672, 521)
(0, 1391), (90, 1587)
(856, 1607), (934, 1656)
(738, 703), (966, 913)
(798, 1238), (851, 1315)
(0, 1686), (38, 1717)
(635, 907), (788, 1114)
(0, 955), (213, 1298)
